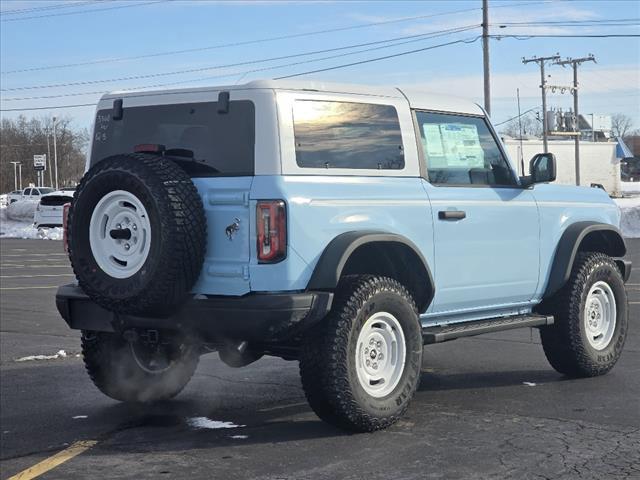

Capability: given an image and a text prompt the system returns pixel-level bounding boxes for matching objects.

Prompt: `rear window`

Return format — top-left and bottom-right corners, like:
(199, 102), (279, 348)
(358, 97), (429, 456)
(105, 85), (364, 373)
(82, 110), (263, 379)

(90, 100), (255, 175)
(293, 100), (404, 170)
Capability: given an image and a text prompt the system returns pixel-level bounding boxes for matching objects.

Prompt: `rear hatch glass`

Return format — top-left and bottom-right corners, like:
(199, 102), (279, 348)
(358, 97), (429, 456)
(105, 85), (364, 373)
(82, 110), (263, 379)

(90, 100), (255, 176)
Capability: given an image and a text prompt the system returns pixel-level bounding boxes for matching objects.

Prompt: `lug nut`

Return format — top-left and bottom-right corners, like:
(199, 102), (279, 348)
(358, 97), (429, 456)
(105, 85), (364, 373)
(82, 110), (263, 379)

(366, 360), (371, 367)
(132, 224), (137, 231)
(116, 223), (122, 229)
(378, 353), (384, 361)
(376, 341), (382, 348)
(124, 243), (130, 250)
(372, 362), (378, 369)
(369, 339), (374, 346)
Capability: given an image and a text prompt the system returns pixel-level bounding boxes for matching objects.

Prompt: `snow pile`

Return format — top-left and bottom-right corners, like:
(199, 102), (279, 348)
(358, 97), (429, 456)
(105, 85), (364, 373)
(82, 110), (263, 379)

(616, 197), (640, 238)
(0, 205), (63, 240)
(15, 350), (68, 362)
(6, 200), (37, 221)
(187, 417), (245, 430)
(621, 181), (640, 194)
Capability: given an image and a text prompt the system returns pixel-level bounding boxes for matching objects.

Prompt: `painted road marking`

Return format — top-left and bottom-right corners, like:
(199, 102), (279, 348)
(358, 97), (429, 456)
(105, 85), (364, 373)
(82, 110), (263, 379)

(0, 285), (60, 291)
(0, 258), (68, 263)
(2, 253), (67, 257)
(258, 402), (307, 412)
(0, 265), (71, 269)
(0, 274), (75, 279)
(7, 440), (98, 480)
(630, 301), (640, 305)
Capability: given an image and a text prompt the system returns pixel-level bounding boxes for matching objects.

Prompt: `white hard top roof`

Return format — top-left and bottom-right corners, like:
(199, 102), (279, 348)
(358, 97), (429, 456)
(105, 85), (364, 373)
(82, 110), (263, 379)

(104, 79), (484, 116)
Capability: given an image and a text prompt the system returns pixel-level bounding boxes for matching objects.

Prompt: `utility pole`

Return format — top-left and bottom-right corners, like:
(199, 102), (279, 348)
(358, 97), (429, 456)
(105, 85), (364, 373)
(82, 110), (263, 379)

(53, 116), (59, 190)
(18, 163), (23, 190)
(482, 0), (491, 116)
(47, 133), (53, 188)
(10, 162), (20, 190)
(523, 54), (560, 153)
(555, 55), (596, 186)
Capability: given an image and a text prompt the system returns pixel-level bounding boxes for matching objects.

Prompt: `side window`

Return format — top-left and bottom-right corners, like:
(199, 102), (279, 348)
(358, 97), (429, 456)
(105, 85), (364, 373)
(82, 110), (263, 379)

(31, 189), (40, 196)
(415, 111), (516, 186)
(293, 100), (404, 170)
(23, 188), (32, 196)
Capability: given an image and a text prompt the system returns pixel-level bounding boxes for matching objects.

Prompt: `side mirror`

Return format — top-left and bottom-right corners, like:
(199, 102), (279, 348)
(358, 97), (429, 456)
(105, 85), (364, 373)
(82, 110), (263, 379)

(528, 152), (556, 184)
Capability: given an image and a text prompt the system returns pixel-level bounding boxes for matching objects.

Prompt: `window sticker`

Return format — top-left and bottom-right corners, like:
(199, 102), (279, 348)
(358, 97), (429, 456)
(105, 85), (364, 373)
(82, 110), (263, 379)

(422, 122), (484, 168)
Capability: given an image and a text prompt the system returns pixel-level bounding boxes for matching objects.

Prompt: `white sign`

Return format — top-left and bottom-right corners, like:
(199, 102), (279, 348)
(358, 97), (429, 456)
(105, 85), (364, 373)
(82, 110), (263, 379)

(33, 154), (46, 171)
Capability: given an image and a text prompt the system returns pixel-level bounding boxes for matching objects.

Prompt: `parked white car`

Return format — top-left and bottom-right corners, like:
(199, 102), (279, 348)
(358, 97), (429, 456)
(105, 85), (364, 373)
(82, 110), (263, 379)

(34, 188), (75, 228)
(7, 190), (24, 204)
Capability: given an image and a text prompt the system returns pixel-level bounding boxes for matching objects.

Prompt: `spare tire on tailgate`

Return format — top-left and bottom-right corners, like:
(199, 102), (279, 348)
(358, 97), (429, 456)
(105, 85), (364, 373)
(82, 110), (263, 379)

(68, 153), (206, 317)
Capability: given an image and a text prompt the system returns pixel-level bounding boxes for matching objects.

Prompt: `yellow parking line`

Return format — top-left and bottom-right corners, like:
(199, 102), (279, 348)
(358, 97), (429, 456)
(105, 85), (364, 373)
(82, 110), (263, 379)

(7, 440), (98, 480)
(0, 285), (59, 291)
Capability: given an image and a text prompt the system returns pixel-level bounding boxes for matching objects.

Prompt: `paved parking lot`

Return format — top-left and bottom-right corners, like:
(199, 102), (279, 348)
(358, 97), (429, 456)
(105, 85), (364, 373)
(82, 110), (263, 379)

(1, 237), (639, 480)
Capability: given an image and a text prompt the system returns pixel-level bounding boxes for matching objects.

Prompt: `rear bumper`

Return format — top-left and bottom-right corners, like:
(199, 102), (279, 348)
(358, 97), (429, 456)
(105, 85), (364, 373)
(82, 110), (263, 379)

(56, 284), (333, 343)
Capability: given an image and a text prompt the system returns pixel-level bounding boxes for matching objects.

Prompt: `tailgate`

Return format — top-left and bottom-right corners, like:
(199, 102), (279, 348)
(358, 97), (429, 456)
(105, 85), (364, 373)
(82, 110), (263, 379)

(190, 177), (253, 296)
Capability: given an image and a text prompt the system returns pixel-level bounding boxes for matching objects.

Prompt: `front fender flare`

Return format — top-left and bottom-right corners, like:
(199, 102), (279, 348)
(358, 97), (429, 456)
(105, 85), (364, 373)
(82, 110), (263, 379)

(543, 221), (627, 299)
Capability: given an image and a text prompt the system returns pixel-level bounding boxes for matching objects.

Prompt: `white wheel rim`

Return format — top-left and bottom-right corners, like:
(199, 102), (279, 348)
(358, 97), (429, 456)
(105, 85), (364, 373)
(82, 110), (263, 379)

(89, 190), (152, 279)
(355, 312), (406, 398)
(584, 281), (617, 351)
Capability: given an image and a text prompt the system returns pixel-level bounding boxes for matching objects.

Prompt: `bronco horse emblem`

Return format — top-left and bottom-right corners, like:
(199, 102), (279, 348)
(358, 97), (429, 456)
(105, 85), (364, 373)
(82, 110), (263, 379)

(225, 218), (241, 240)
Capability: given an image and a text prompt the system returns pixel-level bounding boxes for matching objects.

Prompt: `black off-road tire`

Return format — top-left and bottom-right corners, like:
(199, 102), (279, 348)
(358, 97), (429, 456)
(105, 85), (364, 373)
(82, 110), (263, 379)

(299, 275), (423, 432)
(81, 330), (199, 402)
(540, 252), (628, 377)
(68, 154), (206, 316)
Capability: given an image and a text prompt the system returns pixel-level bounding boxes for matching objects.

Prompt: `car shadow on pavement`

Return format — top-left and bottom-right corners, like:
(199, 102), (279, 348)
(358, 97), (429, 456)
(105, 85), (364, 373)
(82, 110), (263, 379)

(88, 399), (349, 455)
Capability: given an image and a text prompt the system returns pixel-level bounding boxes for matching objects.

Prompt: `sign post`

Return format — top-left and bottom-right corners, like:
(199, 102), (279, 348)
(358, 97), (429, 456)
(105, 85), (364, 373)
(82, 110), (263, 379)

(34, 155), (47, 188)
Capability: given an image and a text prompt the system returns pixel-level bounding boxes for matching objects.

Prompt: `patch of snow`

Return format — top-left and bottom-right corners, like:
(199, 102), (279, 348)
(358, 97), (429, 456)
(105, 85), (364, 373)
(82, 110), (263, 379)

(230, 435), (248, 439)
(72, 415), (88, 419)
(615, 197), (640, 238)
(187, 417), (245, 430)
(0, 207), (63, 240)
(15, 350), (68, 362)
(621, 181), (640, 194)
(522, 382), (537, 387)
(6, 200), (37, 221)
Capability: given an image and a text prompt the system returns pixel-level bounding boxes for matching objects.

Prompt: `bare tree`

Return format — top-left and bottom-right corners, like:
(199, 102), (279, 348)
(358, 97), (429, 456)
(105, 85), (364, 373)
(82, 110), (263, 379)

(500, 112), (543, 138)
(0, 116), (88, 193)
(611, 113), (634, 139)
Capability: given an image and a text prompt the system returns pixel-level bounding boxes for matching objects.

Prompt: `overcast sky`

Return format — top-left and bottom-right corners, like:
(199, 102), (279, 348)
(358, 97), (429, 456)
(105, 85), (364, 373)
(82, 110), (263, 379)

(1, 0), (638, 130)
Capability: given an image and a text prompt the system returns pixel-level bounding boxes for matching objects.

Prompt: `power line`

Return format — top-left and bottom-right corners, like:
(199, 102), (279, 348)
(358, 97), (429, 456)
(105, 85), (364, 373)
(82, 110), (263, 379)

(275, 36), (480, 80)
(1, 25), (479, 93)
(0, 1), (105, 16)
(496, 18), (639, 25)
(0, 0), (549, 75)
(0, 35), (480, 112)
(494, 107), (541, 126)
(0, 0), (169, 22)
(492, 34), (640, 39)
(0, 103), (96, 112)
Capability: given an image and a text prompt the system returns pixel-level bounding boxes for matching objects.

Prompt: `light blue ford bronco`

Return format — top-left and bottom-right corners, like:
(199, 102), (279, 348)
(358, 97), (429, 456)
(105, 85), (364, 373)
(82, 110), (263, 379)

(57, 80), (631, 432)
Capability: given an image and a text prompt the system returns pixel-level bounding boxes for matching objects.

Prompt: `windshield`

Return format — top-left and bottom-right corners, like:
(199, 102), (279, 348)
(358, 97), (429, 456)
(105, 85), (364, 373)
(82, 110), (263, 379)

(39, 188), (55, 194)
(90, 100), (255, 176)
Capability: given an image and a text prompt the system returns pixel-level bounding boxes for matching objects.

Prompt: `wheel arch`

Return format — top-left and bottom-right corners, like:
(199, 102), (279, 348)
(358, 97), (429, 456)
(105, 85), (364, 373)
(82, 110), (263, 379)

(307, 231), (434, 313)
(544, 221), (628, 299)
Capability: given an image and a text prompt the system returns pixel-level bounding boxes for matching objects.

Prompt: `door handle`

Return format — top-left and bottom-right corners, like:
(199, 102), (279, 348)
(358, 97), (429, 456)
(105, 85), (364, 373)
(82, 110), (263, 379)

(438, 210), (466, 220)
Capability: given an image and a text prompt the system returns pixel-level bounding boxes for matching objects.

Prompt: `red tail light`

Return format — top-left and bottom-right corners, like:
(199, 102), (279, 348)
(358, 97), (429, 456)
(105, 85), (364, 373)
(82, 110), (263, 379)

(62, 202), (71, 253)
(256, 200), (286, 263)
